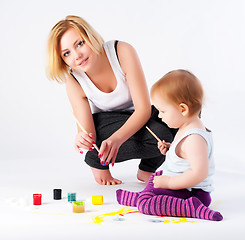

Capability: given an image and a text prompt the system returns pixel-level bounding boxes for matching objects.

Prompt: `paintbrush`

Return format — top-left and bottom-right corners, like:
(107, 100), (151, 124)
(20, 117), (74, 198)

(72, 112), (100, 152)
(146, 126), (169, 149)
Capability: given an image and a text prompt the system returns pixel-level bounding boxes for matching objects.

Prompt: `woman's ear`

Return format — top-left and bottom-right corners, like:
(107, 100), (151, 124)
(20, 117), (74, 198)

(179, 103), (189, 116)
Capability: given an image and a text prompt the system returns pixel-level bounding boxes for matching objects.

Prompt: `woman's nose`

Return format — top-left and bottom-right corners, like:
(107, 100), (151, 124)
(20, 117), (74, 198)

(75, 49), (82, 60)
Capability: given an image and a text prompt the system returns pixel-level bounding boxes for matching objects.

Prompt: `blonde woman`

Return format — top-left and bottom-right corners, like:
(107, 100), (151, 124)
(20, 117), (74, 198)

(46, 15), (175, 185)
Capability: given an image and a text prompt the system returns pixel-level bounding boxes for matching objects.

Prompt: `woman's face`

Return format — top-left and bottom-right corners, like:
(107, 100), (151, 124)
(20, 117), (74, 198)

(59, 28), (97, 72)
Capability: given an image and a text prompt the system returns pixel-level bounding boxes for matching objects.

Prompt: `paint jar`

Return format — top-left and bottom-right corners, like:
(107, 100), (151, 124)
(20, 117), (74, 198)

(92, 195), (103, 205)
(33, 194), (42, 205)
(53, 189), (62, 200)
(68, 193), (76, 202)
(72, 201), (85, 213)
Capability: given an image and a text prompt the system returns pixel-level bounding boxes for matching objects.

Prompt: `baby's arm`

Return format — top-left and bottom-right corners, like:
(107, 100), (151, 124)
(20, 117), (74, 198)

(153, 134), (209, 190)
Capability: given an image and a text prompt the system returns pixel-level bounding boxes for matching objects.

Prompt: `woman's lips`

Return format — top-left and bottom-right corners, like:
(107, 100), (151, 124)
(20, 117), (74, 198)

(78, 57), (88, 67)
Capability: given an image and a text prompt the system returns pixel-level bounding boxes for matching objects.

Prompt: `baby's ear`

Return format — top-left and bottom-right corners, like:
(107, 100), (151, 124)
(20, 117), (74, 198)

(179, 103), (189, 116)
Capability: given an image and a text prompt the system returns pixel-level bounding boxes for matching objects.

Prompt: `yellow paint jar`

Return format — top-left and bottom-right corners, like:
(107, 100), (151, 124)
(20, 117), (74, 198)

(92, 195), (103, 205)
(72, 201), (85, 213)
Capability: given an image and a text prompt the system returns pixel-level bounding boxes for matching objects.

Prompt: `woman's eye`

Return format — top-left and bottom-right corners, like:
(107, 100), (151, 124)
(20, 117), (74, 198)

(77, 41), (85, 47)
(63, 51), (70, 57)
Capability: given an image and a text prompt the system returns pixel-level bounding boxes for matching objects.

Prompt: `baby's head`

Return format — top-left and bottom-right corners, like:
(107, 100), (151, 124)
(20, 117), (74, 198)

(151, 70), (204, 119)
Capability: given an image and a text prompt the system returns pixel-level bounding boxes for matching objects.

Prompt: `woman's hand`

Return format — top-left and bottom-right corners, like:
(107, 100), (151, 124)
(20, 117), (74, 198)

(158, 140), (171, 155)
(99, 136), (123, 167)
(75, 131), (96, 154)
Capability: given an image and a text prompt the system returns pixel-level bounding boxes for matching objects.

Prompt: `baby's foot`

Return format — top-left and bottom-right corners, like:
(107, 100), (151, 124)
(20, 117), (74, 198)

(187, 197), (223, 221)
(91, 167), (122, 185)
(116, 189), (139, 207)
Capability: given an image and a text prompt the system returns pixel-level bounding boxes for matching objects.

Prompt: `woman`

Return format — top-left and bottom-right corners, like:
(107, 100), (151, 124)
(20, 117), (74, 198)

(46, 15), (175, 185)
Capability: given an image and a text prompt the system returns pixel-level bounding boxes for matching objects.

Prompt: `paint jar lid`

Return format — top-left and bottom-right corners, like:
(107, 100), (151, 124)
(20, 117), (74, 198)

(72, 201), (85, 206)
(53, 189), (62, 200)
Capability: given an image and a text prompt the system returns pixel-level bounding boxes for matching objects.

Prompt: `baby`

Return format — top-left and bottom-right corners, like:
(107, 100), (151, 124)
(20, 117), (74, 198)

(116, 70), (223, 221)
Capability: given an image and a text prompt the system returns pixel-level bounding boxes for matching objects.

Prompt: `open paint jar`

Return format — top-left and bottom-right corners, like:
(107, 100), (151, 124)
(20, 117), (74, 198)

(72, 201), (85, 213)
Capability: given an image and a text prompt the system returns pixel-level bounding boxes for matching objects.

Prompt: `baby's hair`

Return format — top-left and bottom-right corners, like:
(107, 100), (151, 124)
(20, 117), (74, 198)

(46, 15), (104, 83)
(151, 70), (204, 117)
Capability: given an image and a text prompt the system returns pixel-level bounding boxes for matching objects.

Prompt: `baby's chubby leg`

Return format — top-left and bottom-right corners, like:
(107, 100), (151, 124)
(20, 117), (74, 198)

(116, 171), (163, 206)
(137, 191), (223, 221)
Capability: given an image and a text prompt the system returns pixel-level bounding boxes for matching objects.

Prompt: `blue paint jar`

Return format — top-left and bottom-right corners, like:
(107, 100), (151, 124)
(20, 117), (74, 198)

(68, 193), (76, 202)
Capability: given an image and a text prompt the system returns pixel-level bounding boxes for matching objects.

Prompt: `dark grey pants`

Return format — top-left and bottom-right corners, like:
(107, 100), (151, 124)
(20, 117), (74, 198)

(85, 106), (177, 172)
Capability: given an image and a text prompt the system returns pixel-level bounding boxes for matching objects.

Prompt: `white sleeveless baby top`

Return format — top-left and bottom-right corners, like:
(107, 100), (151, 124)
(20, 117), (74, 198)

(161, 128), (215, 192)
(71, 40), (134, 114)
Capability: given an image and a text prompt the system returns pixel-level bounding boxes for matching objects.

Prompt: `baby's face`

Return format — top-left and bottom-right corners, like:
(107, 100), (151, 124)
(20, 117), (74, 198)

(152, 95), (183, 129)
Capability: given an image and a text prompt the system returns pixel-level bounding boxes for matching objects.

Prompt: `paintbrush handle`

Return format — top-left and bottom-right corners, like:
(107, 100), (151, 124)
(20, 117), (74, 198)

(72, 112), (100, 153)
(146, 126), (162, 142)
(146, 126), (169, 149)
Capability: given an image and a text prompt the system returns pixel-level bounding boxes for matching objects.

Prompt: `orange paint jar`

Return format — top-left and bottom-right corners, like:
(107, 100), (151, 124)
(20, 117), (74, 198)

(72, 201), (85, 213)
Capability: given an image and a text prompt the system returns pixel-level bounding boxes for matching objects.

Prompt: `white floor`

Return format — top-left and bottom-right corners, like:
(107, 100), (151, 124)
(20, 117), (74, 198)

(0, 154), (244, 240)
(1, 0), (245, 239)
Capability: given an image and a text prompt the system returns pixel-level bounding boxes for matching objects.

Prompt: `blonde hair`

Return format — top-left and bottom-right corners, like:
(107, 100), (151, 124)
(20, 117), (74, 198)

(151, 70), (204, 116)
(46, 15), (104, 83)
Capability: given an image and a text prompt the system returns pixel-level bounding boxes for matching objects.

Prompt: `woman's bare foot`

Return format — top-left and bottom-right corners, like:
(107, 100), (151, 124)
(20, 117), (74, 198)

(137, 169), (154, 183)
(91, 167), (122, 185)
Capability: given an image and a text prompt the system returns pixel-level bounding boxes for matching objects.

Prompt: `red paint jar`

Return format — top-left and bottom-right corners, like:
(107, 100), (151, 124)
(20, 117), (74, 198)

(33, 194), (42, 205)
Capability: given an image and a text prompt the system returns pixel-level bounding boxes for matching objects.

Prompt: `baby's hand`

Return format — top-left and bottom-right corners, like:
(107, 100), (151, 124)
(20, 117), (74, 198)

(153, 175), (171, 189)
(157, 140), (170, 155)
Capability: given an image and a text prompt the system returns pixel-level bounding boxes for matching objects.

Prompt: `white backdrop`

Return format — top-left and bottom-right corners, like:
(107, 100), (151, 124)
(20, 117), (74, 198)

(0, 0), (244, 172)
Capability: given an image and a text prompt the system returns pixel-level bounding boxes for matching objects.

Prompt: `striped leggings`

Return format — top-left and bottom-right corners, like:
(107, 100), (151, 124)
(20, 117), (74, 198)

(116, 171), (223, 221)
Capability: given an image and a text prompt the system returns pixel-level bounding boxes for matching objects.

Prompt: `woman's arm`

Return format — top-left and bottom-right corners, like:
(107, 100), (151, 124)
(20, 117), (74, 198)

(66, 75), (96, 152)
(113, 41), (151, 141)
(100, 42), (151, 165)
(153, 134), (209, 190)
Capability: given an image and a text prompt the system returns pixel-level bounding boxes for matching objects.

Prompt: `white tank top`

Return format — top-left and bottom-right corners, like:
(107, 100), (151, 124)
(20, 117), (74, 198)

(161, 128), (215, 192)
(71, 40), (134, 114)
